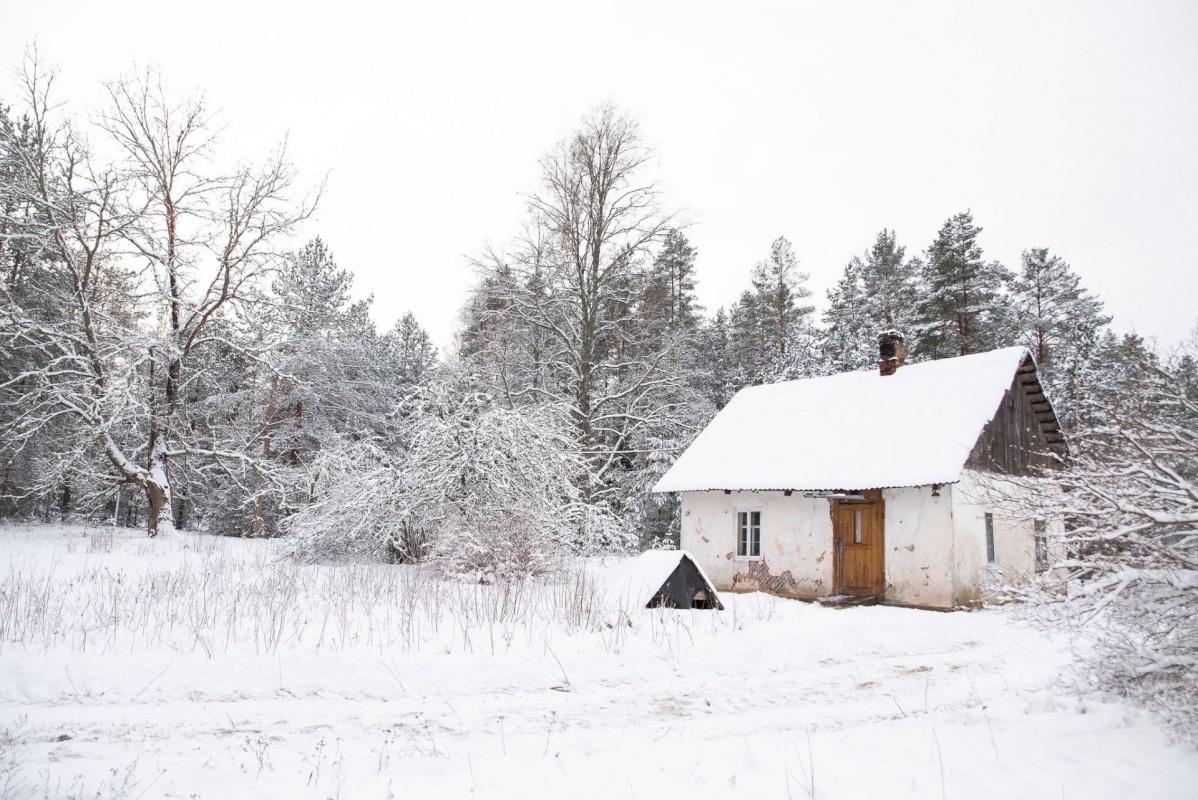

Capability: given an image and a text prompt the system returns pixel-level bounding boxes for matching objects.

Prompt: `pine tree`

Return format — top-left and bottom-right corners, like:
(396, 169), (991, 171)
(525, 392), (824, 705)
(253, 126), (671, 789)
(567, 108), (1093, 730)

(271, 237), (354, 337)
(860, 229), (920, 329)
(267, 238), (401, 466)
(915, 211), (1014, 358)
(719, 237), (816, 386)
(1008, 247), (1110, 426)
(690, 307), (733, 409)
(1011, 248), (1109, 367)
(749, 236), (813, 359)
(638, 229), (702, 336)
(385, 311), (438, 389)
(822, 229), (920, 372)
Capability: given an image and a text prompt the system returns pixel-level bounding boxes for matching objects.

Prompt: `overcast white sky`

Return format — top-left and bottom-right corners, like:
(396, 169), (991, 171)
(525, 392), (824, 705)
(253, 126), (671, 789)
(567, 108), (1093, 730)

(5, 1), (1197, 352)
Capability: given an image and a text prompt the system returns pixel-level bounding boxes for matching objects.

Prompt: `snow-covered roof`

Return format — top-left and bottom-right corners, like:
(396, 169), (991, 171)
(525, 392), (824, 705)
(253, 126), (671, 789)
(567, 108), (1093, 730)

(654, 347), (1033, 493)
(603, 550), (720, 608)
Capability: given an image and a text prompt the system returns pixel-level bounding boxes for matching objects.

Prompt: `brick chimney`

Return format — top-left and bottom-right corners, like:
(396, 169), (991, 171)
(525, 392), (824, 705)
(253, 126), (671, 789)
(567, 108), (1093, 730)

(878, 330), (907, 376)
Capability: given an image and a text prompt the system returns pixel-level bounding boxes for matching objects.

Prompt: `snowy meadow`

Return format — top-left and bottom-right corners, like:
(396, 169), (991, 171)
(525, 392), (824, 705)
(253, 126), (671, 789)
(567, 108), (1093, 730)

(2, 525), (1196, 799)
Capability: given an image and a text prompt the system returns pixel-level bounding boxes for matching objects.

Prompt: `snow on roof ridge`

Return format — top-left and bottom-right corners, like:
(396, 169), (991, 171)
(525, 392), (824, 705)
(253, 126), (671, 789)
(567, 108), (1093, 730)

(603, 549), (716, 607)
(654, 346), (1031, 493)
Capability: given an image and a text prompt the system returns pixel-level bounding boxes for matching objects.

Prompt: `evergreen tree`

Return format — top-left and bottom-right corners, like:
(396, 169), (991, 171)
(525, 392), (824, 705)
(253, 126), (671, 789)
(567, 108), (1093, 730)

(271, 237), (354, 337)
(1071, 330), (1160, 436)
(822, 229), (920, 372)
(915, 211), (1015, 358)
(749, 236), (813, 359)
(266, 238), (402, 467)
(638, 229), (702, 336)
(860, 229), (921, 329)
(1011, 248), (1109, 367)
(1008, 247), (1110, 426)
(694, 307), (737, 409)
(384, 311), (438, 389)
(719, 237), (816, 386)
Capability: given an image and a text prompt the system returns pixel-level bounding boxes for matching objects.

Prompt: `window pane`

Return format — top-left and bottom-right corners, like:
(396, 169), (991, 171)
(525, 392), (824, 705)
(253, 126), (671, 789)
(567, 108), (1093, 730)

(853, 510), (862, 544)
(985, 512), (996, 564)
(737, 511), (762, 557)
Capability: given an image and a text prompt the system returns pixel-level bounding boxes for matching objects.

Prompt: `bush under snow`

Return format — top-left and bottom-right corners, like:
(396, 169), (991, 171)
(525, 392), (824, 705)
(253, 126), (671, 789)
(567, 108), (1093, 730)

(286, 380), (630, 577)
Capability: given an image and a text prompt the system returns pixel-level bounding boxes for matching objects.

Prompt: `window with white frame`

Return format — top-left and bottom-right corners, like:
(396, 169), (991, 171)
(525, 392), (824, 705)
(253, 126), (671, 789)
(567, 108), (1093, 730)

(736, 510), (761, 558)
(1034, 519), (1048, 572)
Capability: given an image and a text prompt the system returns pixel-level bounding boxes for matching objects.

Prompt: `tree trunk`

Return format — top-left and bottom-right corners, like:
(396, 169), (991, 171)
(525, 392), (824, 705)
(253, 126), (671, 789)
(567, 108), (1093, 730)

(145, 438), (174, 537)
(289, 398), (303, 466)
(0, 460), (11, 519)
(253, 374), (279, 537)
(173, 485), (188, 531)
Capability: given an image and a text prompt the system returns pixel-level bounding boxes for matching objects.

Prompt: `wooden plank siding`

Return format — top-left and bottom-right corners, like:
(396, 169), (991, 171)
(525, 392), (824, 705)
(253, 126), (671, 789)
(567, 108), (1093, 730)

(964, 354), (1066, 476)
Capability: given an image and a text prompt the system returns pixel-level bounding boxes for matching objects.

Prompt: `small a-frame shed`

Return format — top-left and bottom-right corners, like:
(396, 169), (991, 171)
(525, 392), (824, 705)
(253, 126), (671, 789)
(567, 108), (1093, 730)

(612, 550), (724, 610)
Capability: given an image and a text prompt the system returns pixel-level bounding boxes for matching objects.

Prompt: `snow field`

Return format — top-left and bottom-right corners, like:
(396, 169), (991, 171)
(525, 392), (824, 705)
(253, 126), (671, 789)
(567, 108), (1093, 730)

(1, 525), (1196, 798)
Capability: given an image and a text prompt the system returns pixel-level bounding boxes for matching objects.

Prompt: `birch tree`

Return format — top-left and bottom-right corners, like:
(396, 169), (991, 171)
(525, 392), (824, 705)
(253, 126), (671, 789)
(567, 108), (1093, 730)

(0, 55), (147, 524)
(467, 104), (680, 501)
(104, 69), (317, 534)
(0, 58), (316, 535)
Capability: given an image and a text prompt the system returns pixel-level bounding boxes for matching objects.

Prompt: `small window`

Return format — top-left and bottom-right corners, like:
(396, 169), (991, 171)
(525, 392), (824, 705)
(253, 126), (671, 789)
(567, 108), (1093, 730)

(985, 513), (996, 564)
(1034, 519), (1048, 572)
(737, 510), (761, 558)
(853, 509), (862, 544)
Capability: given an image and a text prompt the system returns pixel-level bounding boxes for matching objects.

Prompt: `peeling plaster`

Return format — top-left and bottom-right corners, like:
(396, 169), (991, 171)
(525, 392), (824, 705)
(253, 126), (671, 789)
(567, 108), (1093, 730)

(733, 560), (801, 596)
(677, 476), (1062, 610)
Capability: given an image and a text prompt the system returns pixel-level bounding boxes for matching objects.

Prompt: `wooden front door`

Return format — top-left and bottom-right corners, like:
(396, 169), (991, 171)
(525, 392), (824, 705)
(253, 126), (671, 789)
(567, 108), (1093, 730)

(833, 492), (885, 597)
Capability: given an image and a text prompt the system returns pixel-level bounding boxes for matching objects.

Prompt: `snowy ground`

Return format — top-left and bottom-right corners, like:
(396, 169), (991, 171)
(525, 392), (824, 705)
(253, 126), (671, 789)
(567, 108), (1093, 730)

(1, 525), (1196, 799)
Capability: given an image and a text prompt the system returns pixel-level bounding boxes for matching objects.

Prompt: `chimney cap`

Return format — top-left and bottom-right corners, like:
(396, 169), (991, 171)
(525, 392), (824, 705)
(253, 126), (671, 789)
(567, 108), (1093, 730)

(878, 330), (908, 376)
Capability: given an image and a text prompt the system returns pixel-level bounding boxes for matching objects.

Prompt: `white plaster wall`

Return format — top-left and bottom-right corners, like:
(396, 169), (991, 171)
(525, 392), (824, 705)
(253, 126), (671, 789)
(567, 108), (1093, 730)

(679, 491), (833, 598)
(679, 481), (1061, 609)
(950, 478), (991, 606)
(952, 470), (1066, 603)
(881, 486), (956, 608)
(681, 488), (959, 606)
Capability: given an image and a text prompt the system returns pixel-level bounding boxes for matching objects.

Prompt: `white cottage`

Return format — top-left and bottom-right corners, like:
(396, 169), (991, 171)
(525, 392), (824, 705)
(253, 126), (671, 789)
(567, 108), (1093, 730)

(653, 333), (1066, 609)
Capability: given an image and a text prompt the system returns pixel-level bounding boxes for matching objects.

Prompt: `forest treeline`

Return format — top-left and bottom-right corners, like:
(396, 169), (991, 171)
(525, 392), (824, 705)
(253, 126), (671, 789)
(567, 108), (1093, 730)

(0, 58), (1170, 547)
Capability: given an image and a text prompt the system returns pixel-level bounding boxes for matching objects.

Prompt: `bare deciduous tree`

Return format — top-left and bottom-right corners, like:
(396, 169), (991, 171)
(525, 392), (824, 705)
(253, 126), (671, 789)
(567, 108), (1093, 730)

(466, 104), (684, 499)
(1001, 334), (1198, 738)
(1, 56), (318, 535)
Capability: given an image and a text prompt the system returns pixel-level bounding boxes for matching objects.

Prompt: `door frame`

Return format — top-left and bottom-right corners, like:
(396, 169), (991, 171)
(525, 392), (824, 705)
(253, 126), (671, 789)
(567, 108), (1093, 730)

(832, 489), (886, 597)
